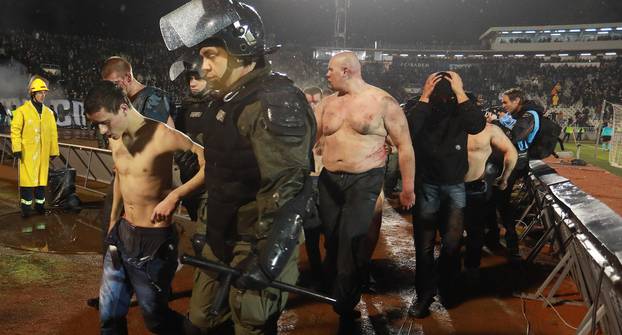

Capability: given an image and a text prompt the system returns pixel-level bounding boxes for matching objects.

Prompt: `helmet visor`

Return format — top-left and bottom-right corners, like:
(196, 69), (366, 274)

(169, 49), (204, 81)
(160, 0), (240, 51)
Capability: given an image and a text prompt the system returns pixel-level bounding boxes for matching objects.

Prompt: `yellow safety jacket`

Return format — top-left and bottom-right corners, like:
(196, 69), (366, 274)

(10, 100), (59, 187)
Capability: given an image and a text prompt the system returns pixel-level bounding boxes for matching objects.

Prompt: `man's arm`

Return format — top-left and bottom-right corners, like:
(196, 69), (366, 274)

(10, 107), (23, 155)
(446, 71), (485, 135)
(233, 92), (314, 290)
(49, 110), (60, 156)
(109, 163), (123, 233)
(151, 125), (205, 222)
(490, 124), (518, 190)
(383, 95), (416, 209)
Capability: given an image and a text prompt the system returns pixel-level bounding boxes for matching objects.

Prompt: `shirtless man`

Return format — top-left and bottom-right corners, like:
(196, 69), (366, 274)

(464, 123), (517, 281)
(84, 80), (205, 334)
(315, 51), (416, 327)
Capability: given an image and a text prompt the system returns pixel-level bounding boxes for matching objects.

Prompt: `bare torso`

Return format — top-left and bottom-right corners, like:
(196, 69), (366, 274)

(320, 86), (390, 173)
(111, 121), (174, 227)
(465, 123), (494, 182)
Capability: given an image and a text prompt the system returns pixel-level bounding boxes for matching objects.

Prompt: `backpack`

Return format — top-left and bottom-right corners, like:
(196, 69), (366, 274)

(528, 113), (562, 159)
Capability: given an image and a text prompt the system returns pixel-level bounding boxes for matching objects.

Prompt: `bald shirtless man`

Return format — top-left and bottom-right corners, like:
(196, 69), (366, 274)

(84, 81), (205, 334)
(464, 123), (517, 280)
(315, 51), (416, 326)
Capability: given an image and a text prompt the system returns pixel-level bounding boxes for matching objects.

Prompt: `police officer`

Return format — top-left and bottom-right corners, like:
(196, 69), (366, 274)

(11, 77), (59, 217)
(160, 1), (316, 334)
(172, 58), (211, 254)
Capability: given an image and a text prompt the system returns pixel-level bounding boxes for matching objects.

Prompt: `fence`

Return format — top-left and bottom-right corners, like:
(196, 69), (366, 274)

(523, 160), (622, 334)
(0, 134), (113, 196)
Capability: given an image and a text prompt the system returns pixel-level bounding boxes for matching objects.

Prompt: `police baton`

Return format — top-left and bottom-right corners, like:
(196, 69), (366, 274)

(180, 254), (336, 306)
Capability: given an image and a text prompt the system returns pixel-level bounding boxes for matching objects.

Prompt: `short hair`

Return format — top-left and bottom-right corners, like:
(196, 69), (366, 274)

(84, 80), (131, 116)
(503, 87), (525, 103)
(303, 86), (323, 97)
(101, 56), (133, 79)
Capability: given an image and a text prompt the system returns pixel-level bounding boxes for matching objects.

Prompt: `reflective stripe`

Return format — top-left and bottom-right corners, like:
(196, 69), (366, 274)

(35, 198), (45, 204)
(21, 199), (33, 205)
(525, 110), (540, 145)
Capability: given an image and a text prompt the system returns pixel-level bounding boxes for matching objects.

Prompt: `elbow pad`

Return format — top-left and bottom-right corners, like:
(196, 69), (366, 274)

(258, 176), (313, 280)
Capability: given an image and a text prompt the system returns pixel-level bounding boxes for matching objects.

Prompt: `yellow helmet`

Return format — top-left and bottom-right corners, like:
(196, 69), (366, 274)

(30, 78), (49, 93)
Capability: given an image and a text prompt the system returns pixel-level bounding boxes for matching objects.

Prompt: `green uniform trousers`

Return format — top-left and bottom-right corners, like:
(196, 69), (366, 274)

(188, 238), (300, 334)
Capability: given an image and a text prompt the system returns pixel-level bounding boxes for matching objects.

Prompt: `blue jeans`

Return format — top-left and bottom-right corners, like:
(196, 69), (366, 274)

(413, 183), (465, 302)
(99, 220), (183, 334)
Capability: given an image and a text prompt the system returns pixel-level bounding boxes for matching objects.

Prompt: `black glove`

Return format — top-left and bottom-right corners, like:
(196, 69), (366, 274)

(13, 152), (21, 160)
(234, 253), (271, 291)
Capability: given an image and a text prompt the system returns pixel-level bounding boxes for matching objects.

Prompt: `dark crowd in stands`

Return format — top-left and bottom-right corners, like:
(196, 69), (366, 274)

(1, 30), (621, 120)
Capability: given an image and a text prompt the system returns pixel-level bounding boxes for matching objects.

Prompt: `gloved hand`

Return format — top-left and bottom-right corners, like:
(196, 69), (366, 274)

(234, 253), (271, 291)
(13, 152), (21, 160)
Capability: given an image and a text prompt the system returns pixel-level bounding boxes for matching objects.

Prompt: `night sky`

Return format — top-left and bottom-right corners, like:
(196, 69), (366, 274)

(1, 0), (621, 47)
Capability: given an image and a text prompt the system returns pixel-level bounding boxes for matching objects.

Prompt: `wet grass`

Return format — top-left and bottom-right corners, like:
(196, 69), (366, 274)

(557, 142), (622, 177)
(0, 253), (71, 288)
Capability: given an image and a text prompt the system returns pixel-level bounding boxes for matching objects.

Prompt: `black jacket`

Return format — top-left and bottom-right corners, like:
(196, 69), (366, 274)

(408, 100), (485, 185)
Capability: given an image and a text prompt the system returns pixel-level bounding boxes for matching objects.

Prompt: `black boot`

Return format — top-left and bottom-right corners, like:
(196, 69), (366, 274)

(21, 204), (32, 218)
(35, 203), (45, 215)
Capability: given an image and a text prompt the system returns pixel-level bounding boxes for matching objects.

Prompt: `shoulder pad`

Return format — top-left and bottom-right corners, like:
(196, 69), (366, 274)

(258, 74), (311, 138)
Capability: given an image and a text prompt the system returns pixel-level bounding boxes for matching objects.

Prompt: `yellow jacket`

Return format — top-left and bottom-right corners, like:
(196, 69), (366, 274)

(10, 100), (59, 187)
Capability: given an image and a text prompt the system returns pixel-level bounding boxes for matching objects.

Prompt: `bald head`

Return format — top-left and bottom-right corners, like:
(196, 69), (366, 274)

(101, 56), (133, 80)
(331, 51), (361, 77)
(326, 51), (364, 93)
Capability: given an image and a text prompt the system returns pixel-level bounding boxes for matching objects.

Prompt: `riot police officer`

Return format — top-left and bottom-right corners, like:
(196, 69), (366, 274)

(160, 1), (316, 333)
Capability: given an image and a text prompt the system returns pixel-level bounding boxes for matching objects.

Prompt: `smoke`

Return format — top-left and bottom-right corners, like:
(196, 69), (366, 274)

(0, 58), (30, 99)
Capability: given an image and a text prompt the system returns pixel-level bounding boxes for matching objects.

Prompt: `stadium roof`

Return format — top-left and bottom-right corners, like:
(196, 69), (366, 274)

(480, 22), (622, 40)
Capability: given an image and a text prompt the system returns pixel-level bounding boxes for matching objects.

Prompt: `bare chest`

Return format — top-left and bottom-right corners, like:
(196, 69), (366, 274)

(112, 143), (172, 177)
(322, 97), (384, 136)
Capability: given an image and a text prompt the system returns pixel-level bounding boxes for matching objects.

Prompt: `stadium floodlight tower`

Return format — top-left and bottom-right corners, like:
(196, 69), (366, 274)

(335, 0), (350, 48)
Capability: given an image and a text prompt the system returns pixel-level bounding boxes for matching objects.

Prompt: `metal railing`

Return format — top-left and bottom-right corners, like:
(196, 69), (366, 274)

(523, 160), (622, 334)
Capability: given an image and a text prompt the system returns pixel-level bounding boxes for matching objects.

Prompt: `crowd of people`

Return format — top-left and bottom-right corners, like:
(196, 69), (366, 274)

(2, 30), (622, 119)
(1, 6), (620, 333)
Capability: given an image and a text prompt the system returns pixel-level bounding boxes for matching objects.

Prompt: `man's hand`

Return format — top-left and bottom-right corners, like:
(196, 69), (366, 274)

(419, 73), (442, 103)
(13, 152), (21, 160)
(399, 190), (416, 210)
(234, 253), (271, 291)
(446, 71), (469, 103)
(151, 192), (180, 222)
(445, 71), (465, 94)
(495, 177), (508, 191)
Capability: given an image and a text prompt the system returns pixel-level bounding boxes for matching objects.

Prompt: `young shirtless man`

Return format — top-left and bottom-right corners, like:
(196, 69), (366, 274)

(84, 80), (205, 334)
(464, 123), (517, 280)
(314, 51), (416, 328)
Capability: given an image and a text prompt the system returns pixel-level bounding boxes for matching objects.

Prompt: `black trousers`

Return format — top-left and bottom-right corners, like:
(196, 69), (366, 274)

(318, 167), (384, 315)
(464, 179), (494, 269)
(495, 167), (528, 252)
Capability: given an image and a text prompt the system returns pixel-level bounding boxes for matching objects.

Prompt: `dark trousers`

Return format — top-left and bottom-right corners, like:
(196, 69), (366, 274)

(318, 168), (384, 315)
(413, 182), (465, 302)
(464, 179), (494, 269)
(20, 186), (45, 210)
(495, 167), (528, 253)
(99, 219), (183, 334)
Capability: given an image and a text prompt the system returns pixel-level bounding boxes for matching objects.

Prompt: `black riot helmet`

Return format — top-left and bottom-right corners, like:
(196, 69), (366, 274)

(160, 0), (278, 62)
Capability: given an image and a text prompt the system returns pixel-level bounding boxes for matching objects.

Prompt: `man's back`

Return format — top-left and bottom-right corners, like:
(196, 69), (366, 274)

(466, 124), (495, 182)
(110, 120), (174, 227)
(320, 85), (391, 173)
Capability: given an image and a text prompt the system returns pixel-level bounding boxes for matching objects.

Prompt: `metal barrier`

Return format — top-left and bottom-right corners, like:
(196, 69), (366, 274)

(524, 160), (622, 335)
(0, 134), (113, 196)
